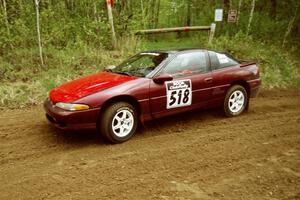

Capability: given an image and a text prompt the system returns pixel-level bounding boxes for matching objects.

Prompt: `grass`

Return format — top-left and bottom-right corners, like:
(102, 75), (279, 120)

(205, 33), (300, 88)
(0, 46), (126, 109)
(0, 33), (299, 109)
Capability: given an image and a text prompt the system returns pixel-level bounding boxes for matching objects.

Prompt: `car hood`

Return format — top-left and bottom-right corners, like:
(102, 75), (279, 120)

(49, 71), (137, 103)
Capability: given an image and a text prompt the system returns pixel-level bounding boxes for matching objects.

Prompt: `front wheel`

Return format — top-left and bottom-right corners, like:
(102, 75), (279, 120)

(99, 102), (138, 143)
(223, 85), (248, 117)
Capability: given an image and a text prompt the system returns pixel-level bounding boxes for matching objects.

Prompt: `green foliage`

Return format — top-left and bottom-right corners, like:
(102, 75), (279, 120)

(0, 43), (128, 109)
(205, 32), (300, 88)
(137, 33), (300, 88)
(0, 0), (299, 109)
(1, 33), (299, 109)
(1, 0), (299, 50)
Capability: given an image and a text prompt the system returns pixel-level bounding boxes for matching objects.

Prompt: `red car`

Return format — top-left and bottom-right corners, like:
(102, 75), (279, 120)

(44, 49), (261, 143)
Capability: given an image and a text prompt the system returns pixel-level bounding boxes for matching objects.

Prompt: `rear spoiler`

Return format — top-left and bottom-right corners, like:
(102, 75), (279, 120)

(239, 60), (256, 67)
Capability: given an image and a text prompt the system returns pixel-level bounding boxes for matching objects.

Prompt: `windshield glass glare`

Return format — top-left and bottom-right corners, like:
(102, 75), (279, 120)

(110, 52), (169, 77)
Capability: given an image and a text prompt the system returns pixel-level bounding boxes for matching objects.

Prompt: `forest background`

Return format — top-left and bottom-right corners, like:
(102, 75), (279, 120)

(0, 0), (299, 109)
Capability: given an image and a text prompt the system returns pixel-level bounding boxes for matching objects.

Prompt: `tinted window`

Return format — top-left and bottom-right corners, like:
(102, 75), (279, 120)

(161, 51), (208, 77)
(112, 52), (168, 77)
(209, 51), (239, 69)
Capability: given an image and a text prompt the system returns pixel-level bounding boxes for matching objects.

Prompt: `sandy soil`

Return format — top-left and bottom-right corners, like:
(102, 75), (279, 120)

(0, 89), (299, 200)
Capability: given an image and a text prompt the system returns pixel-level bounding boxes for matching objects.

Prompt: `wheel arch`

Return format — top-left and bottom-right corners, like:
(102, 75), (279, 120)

(98, 95), (141, 122)
(230, 80), (250, 97)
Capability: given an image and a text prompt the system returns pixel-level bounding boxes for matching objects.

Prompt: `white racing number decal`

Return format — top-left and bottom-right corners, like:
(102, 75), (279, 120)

(166, 79), (192, 109)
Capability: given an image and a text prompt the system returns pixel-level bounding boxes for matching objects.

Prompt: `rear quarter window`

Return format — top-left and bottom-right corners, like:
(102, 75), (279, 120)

(209, 51), (239, 70)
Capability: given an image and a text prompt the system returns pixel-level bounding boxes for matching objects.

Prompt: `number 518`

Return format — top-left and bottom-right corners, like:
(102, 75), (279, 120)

(169, 89), (190, 106)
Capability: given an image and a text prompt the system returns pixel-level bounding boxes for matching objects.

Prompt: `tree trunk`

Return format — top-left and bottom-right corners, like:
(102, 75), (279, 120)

(34, 0), (44, 67)
(2, 0), (12, 48)
(65, 0), (70, 10)
(237, 0), (243, 25)
(220, 0), (230, 33)
(282, 3), (299, 47)
(150, 0), (156, 28)
(140, 0), (146, 29)
(65, 0), (73, 10)
(125, 0), (131, 16)
(186, 0), (192, 26)
(106, 0), (117, 49)
(223, 0), (230, 20)
(247, 0), (256, 35)
(93, 2), (100, 34)
(154, 0), (160, 28)
(270, 0), (277, 18)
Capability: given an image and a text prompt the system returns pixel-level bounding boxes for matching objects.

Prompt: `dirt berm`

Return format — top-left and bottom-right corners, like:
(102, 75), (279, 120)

(0, 89), (299, 199)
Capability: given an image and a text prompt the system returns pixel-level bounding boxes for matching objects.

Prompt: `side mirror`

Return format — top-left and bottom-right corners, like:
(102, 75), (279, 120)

(153, 74), (173, 84)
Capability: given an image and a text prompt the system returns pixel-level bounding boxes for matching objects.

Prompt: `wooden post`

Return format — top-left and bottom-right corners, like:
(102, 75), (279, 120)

(106, 0), (117, 49)
(34, 0), (44, 67)
(209, 23), (216, 44)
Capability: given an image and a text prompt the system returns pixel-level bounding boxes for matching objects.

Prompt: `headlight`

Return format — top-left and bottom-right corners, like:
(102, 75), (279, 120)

(55, 102), (90, 111)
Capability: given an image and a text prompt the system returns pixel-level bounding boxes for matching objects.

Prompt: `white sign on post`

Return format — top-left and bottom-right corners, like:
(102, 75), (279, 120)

(215, 9), (223, 22)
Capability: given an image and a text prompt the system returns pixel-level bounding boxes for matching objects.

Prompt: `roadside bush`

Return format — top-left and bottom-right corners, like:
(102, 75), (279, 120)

(206, 32), (300, 88)
(0, 44), (125, 109)
(0, 34), (299, 109)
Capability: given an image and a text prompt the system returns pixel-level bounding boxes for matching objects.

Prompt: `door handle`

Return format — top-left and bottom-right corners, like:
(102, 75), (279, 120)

(204, 78), (213, 83)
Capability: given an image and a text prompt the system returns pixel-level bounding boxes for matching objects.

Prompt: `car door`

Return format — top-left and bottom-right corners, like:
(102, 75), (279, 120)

(208, 51), (241, 104)
(149, 50), (213, 119)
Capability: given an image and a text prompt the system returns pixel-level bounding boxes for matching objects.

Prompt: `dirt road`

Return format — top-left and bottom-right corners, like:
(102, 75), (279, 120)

(0, 89), (299, 200)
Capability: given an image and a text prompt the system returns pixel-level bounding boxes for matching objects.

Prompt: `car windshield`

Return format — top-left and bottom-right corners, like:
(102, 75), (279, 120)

(108, 52), (169, 77)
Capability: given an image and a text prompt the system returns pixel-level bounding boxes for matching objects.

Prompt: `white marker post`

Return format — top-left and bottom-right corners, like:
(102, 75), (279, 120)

(209, 23), (216, 44)
(106, 0), (117, 49)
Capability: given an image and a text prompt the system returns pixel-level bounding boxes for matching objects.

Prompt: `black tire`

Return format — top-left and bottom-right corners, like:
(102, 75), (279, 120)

(223, 85), (248, 117)
(99, 102), (138, 143)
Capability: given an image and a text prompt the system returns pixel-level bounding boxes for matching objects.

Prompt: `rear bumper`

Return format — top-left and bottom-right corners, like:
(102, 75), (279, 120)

(247, 78), (261, 98)
(43, 99), (100, 130)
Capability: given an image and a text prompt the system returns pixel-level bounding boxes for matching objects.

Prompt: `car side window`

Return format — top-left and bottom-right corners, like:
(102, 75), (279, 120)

(209, 51), (239, 70)
(161, 51), (208, 77)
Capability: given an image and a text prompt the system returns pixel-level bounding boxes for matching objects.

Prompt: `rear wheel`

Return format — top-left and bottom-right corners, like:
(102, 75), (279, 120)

(99, 102), (138, 143)
(223, 85), (248, 117)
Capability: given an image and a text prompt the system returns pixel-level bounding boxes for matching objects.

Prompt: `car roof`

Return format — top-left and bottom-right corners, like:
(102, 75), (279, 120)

(141, 48), (235, 57)
(141, 48), (213, 54)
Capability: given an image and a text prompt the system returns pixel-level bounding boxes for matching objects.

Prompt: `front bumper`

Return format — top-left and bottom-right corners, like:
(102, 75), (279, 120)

(43, 98), (100, 130)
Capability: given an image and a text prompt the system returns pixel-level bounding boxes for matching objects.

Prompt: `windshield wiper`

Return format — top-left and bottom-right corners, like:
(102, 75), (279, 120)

(131, 71), (145, 77)
(104, 68), (112, 72)
(113, 71), (132, 76)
